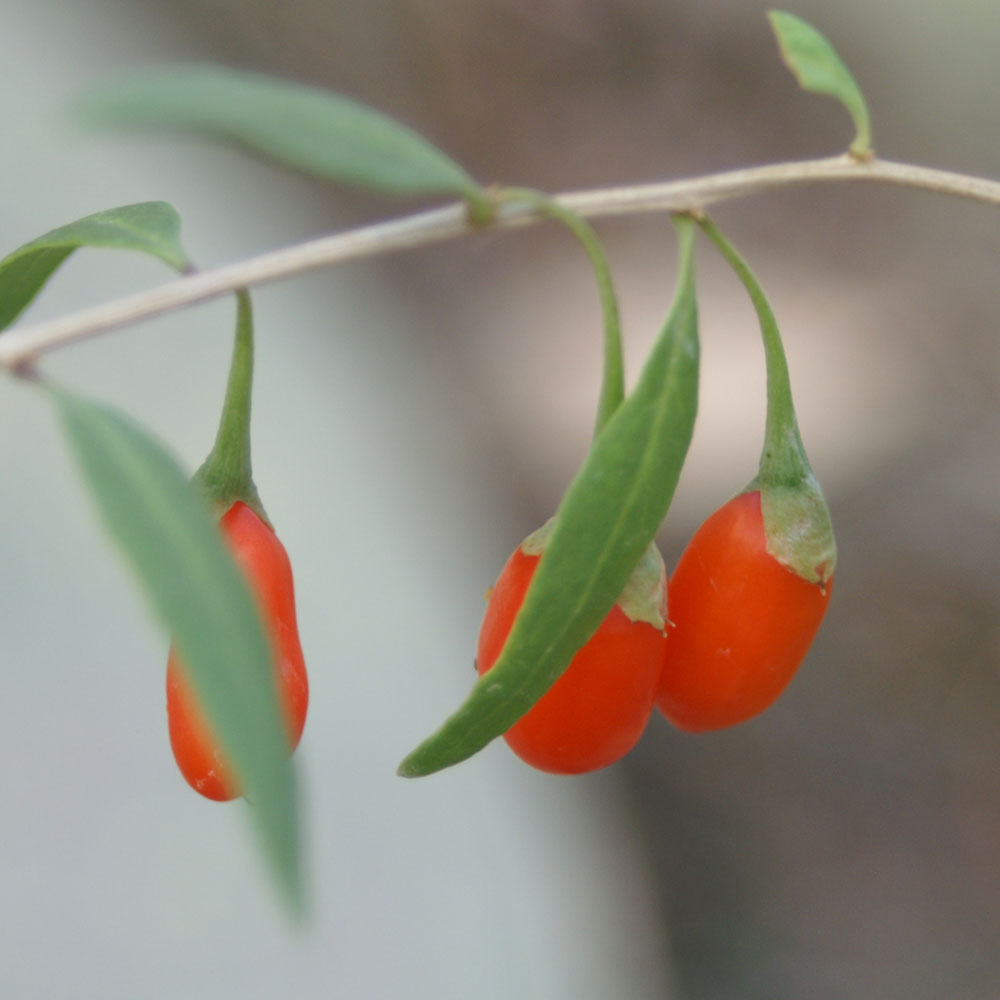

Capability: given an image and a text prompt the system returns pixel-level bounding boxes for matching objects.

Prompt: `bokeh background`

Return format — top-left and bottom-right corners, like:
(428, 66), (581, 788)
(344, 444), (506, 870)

(2, 1), (1000, 997)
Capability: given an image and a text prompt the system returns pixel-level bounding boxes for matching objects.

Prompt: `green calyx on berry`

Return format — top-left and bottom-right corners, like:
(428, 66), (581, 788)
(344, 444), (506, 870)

(618, 543), (668, 629)
(521, 518), (667, 630)
(697, 215), (835, 587)
(750, 474), (835, 588)
(194, 289), (269, 525)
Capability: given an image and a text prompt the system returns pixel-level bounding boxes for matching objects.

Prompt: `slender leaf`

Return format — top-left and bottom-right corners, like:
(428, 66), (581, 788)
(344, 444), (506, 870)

(79, 65), (490, 217)
(50, 386), (302, 914)
(399, 217), (699, 777)
(768, 10), (872, 156)
(0, 202), (189, 332)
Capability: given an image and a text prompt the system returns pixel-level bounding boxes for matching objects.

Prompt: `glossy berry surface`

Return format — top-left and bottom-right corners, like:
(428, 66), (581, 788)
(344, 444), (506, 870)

(166, 501), (308, 801)
(656, 490), (831, 732)
(477, 544), (667, 774)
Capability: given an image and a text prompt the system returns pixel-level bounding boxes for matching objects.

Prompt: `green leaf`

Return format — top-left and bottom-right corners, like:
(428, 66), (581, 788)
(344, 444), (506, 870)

(398, 217), (699, 778)
(768, 10), (872, 156)
(0, 202), (190, 332)
(78, 65), (491, 218)
(49, 386), (303, 915)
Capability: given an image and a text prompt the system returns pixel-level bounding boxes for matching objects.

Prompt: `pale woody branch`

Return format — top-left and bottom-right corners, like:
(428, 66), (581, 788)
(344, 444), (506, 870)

(2, 154), (1000, 371)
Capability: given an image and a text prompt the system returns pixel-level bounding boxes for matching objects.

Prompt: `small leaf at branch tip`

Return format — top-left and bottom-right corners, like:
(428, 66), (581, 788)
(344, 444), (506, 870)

(767, 10), (872, 157)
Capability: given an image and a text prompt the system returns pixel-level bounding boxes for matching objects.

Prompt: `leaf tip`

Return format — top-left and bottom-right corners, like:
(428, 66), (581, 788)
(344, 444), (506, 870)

(396, 753), (428, 779)
(283, 873), (311, 926)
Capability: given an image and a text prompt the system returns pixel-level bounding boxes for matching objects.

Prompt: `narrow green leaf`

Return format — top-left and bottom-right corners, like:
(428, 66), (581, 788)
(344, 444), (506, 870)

(768, 10), (872, 156)
(399, 217), (699, 778)
(0, 202), (190, 332)
(78, 66), (491, 218)
(49, 386), (302, 914)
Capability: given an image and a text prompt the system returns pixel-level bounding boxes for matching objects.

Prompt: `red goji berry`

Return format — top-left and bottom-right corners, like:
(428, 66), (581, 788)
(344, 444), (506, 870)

(657, 490), (831, 731)
(166, 501), (308, 800)
(477, 541), (667, 774)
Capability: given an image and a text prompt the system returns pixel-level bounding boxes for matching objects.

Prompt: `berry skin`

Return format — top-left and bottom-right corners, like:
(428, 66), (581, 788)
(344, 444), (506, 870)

(656, 490), (832, 732)
(477, 542), (667, 774)
(166, 501), (308, 801)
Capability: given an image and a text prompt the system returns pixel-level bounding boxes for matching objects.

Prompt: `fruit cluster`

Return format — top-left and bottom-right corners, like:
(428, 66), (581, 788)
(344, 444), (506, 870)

(479, 488), (832, 774)
(415, 214), (838, 778)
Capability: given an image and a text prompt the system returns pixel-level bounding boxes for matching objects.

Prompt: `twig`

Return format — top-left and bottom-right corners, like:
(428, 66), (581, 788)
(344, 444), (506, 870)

(2, 154), (999, 369)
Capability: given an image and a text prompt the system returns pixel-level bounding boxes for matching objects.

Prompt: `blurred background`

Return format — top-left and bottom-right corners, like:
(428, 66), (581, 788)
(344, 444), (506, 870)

(2, 0), (1000, 997)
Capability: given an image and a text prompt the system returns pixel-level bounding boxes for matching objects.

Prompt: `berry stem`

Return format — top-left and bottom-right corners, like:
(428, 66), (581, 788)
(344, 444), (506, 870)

(695, 215), (810, 488)
(695, 214), (835, 584)
(499, 188), (624, 437)
(195, 290), (267, 521)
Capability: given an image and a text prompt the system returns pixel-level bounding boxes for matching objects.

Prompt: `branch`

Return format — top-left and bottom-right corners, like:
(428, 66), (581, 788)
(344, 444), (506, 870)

(2, 153), (1000, 370)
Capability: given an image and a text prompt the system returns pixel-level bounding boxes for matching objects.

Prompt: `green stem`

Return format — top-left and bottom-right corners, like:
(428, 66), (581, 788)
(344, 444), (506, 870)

(696, 214), (835, 584)
(695, 215), (811, 487)
(499, 188), (624, 437)
(194, 289), (266, 520)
